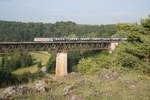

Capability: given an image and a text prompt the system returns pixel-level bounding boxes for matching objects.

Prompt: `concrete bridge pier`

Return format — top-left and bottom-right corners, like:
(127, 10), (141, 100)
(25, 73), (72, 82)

(56, 51), (68, 77)
(108, 42), (118, 53)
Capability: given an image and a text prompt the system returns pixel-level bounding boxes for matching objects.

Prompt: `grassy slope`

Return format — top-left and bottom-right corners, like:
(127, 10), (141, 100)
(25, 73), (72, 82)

(12, 70), (150, 100)
(30, 52), (50, 65)
(12, 52), (50, 75)
(1, 52), (150, 100)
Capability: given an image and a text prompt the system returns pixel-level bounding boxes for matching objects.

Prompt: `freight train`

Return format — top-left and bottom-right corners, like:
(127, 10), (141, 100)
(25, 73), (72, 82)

(34, 38), (128, 42)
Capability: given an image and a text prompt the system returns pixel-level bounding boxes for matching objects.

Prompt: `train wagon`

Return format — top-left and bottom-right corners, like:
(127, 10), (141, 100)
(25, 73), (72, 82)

(34, 38), (127, 42)
(34, 38), (53, 42)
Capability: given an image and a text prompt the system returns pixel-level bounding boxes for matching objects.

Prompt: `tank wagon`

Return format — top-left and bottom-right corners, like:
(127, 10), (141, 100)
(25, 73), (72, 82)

(34, 38), (127, 42)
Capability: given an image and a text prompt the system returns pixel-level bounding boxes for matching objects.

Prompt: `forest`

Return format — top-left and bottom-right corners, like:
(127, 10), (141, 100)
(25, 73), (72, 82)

(0, 21), (116, 42)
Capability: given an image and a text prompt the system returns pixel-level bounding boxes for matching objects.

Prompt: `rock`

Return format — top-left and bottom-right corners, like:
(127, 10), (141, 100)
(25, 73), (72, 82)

(105, 73), (113, 79)
(2, 87), (16, 97)
(121, 80), (137, 87)
(63, 85), (75, 92)
(63, 85), (76, 96)
(47, 95), (55, 100)
(34, 86), (49, 92)
(0, 86), (30, 100)
(89, 90), (100, 96)
(70, 95), (85, 100)
(105, 73), (119, 80)
(98, 71), (120, 83)
(35, 80), (45, 87)
(18, 86), (29, 94)
(0, 80), (50, 99)
(34, 84), (49, 93)
(58, 80), (65, 85)
(33, 80), (49, 92)
(0, 93), (5, 100)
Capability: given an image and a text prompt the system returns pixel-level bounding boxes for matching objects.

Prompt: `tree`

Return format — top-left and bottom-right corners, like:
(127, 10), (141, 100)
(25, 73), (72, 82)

(0, 21), (116, 42)
(66, 34), (77, 38)
(111, 15), (150, 73)
(46, 52), (56, 74)
(38, 62), (42, 69)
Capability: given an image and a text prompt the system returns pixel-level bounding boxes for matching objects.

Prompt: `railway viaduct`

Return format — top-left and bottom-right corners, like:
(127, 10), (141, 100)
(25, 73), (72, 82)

(0, 39), (125, 76)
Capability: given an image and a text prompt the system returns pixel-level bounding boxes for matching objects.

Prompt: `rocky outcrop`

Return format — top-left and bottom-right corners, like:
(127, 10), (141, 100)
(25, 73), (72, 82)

(0, 86), (30, 99)
(34, 80), (49, 92)
(121, 80), (137, 88)
(0, 80), (51, 99)
(98, 70), (120, 83)
(63, 85), (76, 96)
(88, 90), (100, 96)
(46, 95), (56, 100)
(0, 78), (65, 99)
(70, 95), (86, 100)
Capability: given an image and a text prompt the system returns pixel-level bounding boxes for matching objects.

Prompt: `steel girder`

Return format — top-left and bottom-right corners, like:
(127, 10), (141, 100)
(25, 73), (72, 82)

(0, 41), (111, 53)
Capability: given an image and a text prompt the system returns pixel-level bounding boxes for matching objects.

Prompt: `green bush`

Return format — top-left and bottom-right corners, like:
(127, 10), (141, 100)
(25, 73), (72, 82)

(76, 51), (110, 74)
(0, 70), (19, 87)
(46, 52), (56, 74)
(110, 15), (150, 73)
(0, 53), (34, 72)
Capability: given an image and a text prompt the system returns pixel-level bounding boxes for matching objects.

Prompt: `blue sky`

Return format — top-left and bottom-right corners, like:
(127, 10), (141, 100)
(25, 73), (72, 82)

(0, 0), (150, 25)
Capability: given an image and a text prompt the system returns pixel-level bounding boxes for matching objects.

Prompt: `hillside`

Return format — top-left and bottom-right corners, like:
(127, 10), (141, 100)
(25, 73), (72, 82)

(1, 70), (150, 100)
(0, 21), (116, 42)
(12, 52), (50, 75)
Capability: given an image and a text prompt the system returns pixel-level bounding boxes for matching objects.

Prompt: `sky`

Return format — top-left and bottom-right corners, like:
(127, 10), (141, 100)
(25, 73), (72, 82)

(0, 0), (150, 25)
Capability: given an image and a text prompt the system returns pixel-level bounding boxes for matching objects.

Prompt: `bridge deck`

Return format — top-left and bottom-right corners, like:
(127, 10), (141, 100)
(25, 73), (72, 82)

(0, 40), (125, 53)
(0, 40), (121, 44)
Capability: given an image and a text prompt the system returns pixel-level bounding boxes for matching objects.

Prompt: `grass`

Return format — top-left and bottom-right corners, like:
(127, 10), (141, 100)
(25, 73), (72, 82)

(30, 52), (50, 65)
(1, 52), (150, 100)
(12, 65), (38, 75)
(12, 52), (50, 75)
(11, 69), (150, 100)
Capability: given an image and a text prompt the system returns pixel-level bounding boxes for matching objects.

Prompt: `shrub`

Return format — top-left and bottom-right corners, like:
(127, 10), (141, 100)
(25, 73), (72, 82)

(76, 51), (110, 74)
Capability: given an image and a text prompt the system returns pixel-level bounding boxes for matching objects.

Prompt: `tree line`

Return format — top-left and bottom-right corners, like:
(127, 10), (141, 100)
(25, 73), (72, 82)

(0, 53), (34, 72)
(0, 53), (38, 87)
(0, 21), (117, 42)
